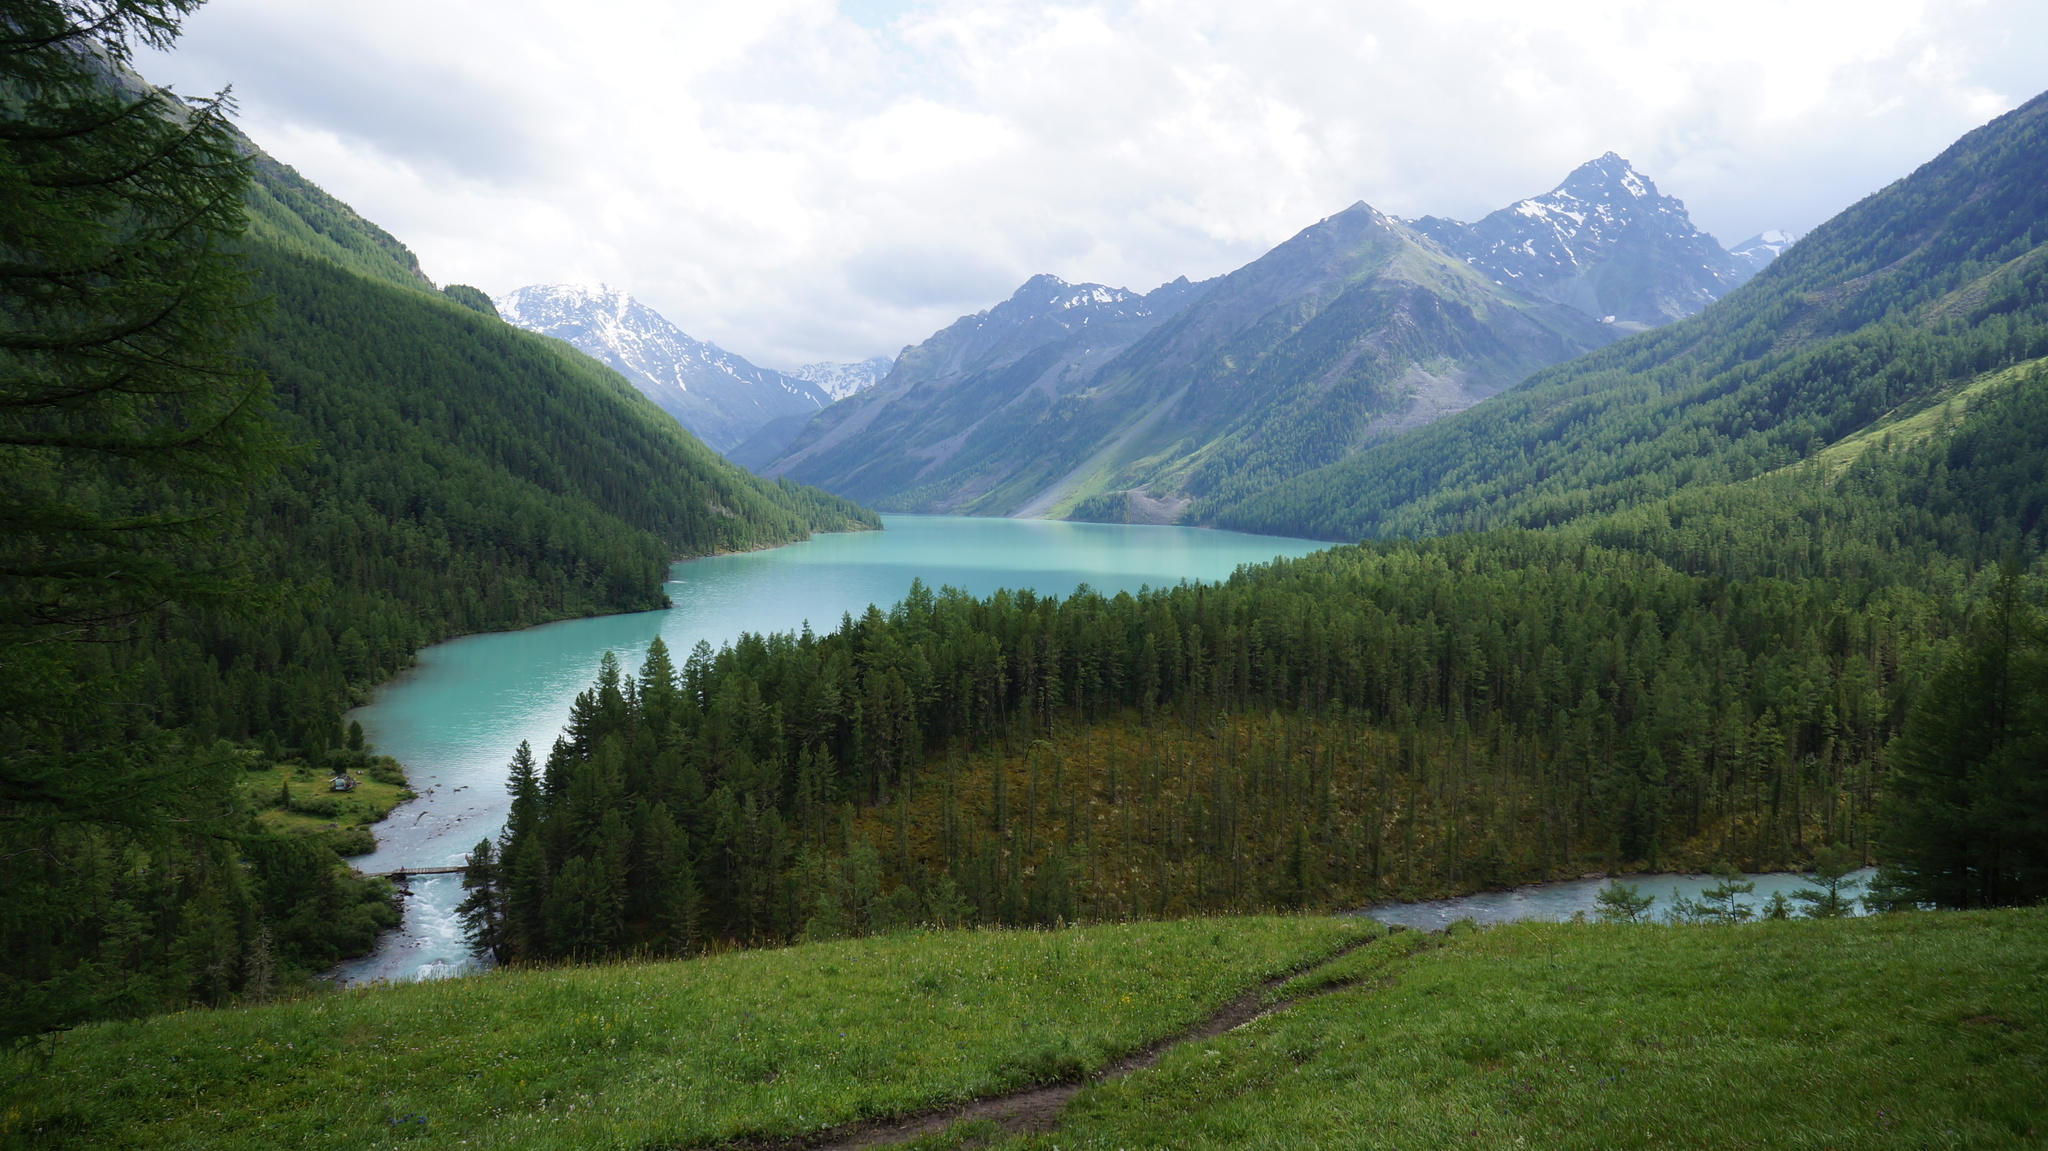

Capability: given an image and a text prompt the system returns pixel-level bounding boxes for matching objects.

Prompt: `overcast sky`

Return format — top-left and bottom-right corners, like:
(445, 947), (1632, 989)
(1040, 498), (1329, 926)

(140, 0), (2048, 370)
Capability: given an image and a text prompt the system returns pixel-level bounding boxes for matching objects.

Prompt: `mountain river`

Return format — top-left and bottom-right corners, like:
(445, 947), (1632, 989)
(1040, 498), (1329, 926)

(336, 514), (1326, 984)
(1362, 868), (1877, 930)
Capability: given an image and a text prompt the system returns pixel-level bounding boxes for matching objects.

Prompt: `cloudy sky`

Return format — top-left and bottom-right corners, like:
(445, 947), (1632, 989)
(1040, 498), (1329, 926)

(140, 0), (2047, 370)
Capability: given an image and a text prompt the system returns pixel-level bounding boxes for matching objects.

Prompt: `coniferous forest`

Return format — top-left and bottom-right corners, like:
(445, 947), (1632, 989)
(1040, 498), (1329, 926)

(467, 352), (2048, 958)
(0, 0), (871, 1040)
(459, 95), (2048, 963)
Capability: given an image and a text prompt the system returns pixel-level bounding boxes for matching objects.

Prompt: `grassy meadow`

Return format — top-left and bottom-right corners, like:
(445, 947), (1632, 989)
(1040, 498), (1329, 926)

(6, 909), (2042, 1150)
(989, 908), (2048, 1151)
(0, 916), (1374, 1149)
(238, 755), (413, 856)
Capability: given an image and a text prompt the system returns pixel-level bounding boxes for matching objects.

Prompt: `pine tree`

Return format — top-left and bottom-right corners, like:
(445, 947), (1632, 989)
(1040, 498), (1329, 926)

(456, 838), (506, 963)
(1877, 562), (2048, 908)
(1793, 843), (1863, 918)
(1594, 880), (1655, 923)
(0, 0), (277, 1037)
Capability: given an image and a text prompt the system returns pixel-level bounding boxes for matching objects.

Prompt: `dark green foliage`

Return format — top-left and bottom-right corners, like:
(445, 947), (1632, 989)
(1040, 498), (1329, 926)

(239, 151), (430, 290)
(80, 240), (874, 772)
(479, 647), (706, 960)
(494, 356), (2048, 957)
(441, 283), (498, 318)
(1593, 880), (1655, 923)
(105, 241), (872, 758)
(0, 1), (875, 1036)
(1876, 560), (2048, 908)
(0, 0), (332, 1040)
(1794, 843), (1864, 917)
(1066, 489), (1131, 524)
(456, 838), (507, 963)
(1219, 90), (2048, 541)
(0, 0), (277, 666)
(491, 529), (1929, 955)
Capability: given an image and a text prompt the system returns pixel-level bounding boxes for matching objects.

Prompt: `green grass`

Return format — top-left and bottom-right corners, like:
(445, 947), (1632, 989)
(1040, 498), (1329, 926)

(1805, 356), (2042, 475)
(997, 908), (2048, 1150)
(238, 758), (412, 856)
(0, 916), (1372, 1150)
(11, 911), (2040, 1150)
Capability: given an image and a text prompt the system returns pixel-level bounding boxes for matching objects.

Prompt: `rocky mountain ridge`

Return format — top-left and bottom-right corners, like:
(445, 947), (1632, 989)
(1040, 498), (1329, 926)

(1406, 153), (1759, 327)
(760, 154), (1793, 521)
(793, 356), (896, 401)
(759, 274), (1212, 499)
(497, 284), (887, 454)
(765, 206), (1618, 519)
(1214, 91), (2048, 541)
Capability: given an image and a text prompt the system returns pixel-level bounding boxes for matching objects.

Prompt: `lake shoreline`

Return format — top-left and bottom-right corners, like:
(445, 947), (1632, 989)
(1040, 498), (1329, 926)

(329, 515), (1329, 985)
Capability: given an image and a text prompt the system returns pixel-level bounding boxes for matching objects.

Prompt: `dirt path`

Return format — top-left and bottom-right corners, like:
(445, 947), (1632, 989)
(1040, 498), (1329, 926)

(727, 929), (1398, 1151)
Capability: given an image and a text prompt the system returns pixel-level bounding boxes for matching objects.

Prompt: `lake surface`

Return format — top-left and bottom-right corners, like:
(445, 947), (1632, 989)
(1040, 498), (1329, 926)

(337, 515), (1326, 984)
(1361, 869), (1877, 930)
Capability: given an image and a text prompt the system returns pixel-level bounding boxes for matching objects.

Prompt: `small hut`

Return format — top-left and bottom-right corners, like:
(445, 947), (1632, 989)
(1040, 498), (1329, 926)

(329, 773), (358, 792)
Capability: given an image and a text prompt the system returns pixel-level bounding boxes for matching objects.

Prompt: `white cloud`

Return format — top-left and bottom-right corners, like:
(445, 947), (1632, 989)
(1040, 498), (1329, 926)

(141, 0), (2048, 367)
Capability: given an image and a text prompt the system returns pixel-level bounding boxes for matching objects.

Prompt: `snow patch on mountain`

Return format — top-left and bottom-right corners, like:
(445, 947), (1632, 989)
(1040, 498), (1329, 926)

(1728, 229), (1804, 273)
(495, 283), (827, 452)
(792, 356), (895, 401)
(1407, 153), (1787, 327)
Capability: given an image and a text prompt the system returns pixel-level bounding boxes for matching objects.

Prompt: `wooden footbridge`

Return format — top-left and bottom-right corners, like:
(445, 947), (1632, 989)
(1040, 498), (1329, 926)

(363, 865), (468, 881)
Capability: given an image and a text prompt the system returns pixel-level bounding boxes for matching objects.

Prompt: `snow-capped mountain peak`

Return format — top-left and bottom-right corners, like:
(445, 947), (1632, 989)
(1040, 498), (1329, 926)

(1407, 154), (1772, 326)
(494, 283), (827, 453)
(1728, 229), (1804, 273)
(792, 356), (895, 401)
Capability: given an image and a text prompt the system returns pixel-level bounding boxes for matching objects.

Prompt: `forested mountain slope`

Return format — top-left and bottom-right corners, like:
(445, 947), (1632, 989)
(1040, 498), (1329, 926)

(178, 151), (878, 752)
(1217, 89), (2048, 541)
(241, 153), (434, 291)
(197, 244), (875, 716)
(2, 47), (875, 1039)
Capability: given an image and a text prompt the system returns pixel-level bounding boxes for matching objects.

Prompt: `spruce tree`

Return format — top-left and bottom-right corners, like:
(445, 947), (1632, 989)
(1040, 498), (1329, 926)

(0, 0), (279, 1037)
(456, 838), (506, 963)
(1877, 562), (2048, 908)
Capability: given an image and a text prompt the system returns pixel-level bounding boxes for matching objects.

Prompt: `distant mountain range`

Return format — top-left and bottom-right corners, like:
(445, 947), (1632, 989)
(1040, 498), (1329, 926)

(763, 154), (1781, 520)
(494, 285), (891, 453)
(760, 274), (1211, 504)
(1215, 92), (2048, 542)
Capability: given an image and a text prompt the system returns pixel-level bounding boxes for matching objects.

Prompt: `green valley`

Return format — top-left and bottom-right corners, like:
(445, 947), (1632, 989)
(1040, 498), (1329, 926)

(4, 4), (2046, 1150)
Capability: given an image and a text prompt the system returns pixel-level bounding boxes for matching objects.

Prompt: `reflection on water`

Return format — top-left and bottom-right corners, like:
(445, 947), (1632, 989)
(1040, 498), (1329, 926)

(1362, 869), (1878, 931)
(334, 515), (1325, 985)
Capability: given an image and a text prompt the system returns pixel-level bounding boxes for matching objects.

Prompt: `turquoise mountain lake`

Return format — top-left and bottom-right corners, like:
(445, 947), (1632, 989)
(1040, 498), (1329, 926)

(338, 515), (1325, 983)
